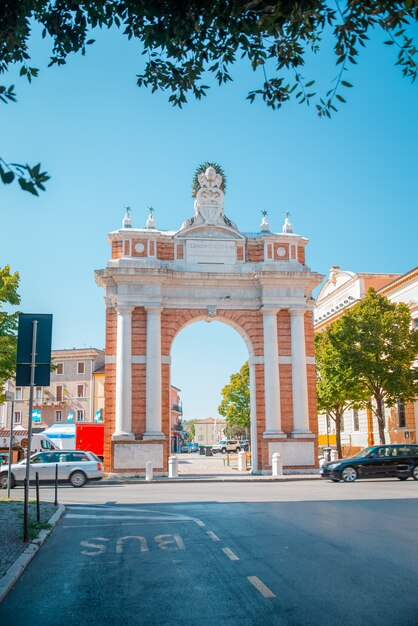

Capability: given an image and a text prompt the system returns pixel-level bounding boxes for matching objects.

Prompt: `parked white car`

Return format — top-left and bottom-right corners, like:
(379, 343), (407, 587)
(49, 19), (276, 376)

(212, 439), (241, 454)
(0, 450), (104, 488)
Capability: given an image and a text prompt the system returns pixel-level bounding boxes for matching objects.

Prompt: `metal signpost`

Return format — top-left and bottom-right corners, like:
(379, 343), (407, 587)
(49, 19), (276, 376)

(16, 313), (53, 542)
(5, 391), (14, 499)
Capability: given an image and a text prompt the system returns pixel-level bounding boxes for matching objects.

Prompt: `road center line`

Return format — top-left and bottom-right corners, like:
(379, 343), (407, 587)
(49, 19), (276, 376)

(207, 531), (220, 541)
(222, 547), (239, 561)
(247, 576), (276, 599)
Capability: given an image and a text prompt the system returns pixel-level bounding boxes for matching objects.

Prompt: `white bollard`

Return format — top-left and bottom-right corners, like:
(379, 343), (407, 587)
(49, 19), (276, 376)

(330, 449), (338, 462)
(272, 452), (283, 476)
(237, 450), (246, 471)
(168, 455), (178, 478)
(145, 461), (153, 481)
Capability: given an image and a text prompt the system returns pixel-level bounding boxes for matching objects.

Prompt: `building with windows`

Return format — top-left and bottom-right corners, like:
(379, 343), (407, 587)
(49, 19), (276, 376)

(194, 417), (226, 447)
(170, 385), (183, 452)
(0, 348), (105, 430)
(315, 266), (418, 456)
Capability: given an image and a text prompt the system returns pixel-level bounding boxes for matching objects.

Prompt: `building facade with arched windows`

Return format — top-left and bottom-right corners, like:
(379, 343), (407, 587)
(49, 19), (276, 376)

(315, 265), (418, 456)
(95, 165), (322, 474)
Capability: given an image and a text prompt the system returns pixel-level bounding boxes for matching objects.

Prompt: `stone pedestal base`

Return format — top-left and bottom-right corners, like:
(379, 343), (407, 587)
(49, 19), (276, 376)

(111, 440), (167, 474)
(267, 439), (316, 470)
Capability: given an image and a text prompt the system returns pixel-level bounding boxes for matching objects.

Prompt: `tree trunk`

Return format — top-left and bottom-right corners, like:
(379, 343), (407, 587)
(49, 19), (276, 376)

(375, 394), (386, 444)
(335, 409), (342, 458)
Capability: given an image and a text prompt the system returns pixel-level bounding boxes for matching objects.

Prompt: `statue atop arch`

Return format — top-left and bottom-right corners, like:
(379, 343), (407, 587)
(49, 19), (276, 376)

(185, 162), (237, 230)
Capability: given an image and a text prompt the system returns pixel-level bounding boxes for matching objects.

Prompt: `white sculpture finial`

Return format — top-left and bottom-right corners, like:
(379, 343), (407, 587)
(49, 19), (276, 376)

(282, 210), (293, 234)
(146, 206), (156, 229)
(122, 206), (132, 228)
(260, 209), (270, 232)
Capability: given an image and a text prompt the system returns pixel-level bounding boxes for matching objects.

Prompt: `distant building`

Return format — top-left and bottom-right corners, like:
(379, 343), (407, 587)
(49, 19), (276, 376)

(315, 266), (418, 455)
(194, 418), (226, 447)
(1, 348), (105, 430)
(170, 385), (183, 452)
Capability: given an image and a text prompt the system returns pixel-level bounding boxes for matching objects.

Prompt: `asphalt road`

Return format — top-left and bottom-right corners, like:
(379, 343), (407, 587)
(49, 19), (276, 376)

(1, 480), (418, 625)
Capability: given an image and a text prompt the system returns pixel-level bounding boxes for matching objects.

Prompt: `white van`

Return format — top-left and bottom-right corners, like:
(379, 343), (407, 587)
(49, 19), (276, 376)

(27, 434), (58, 454)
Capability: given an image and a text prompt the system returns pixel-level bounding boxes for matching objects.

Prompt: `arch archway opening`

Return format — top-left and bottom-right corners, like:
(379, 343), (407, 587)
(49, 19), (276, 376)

(170, 319), (254, 474)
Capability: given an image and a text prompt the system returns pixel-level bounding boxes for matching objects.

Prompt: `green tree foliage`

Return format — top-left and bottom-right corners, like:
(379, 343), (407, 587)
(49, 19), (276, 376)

(0, 265), (20, 401)
(218, 361), (250, 433)
(315, 325), (368, 457)
(182, 418), (199, 441)
(1, 1), (417, 194)
(324, 289), (418, 445)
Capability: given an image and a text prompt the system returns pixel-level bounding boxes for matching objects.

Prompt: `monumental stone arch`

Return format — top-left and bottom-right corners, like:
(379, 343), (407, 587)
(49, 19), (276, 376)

(95, 164), (323, 475)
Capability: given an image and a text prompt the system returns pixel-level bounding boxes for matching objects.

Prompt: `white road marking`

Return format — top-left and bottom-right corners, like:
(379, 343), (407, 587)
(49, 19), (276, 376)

(207, 531), (220, 541)
(66, 514), (189, 521)
(63, 520), (183, 529)
(195, 520), (205, 527)
(222, 547), (239, 561)
(247, 576), (276, 599)
(116, 536), (149, 553)
(155, 534), (185, 550)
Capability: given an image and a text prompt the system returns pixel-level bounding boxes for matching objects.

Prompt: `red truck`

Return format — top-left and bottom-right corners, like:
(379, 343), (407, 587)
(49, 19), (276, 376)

(75, 424), (104, 459)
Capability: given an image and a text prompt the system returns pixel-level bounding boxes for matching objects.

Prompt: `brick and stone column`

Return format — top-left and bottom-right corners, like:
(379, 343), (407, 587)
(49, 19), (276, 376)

(144, 307), (165, 439)
(249, 359), (258, 472)
(113, 305), (135, 440)
(262, 308), (283, 435)
(290, 309), (310, 434)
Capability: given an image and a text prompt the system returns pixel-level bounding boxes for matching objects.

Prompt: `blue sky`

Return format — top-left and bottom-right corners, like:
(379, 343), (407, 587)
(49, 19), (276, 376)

(1, 23), (417, 421)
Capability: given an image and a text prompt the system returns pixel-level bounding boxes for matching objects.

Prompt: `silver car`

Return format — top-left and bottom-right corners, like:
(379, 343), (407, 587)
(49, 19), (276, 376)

(0, 450), (104, 488)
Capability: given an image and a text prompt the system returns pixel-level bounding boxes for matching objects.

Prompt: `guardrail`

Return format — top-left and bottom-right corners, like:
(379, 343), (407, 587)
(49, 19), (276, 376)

(222, 452), (252, 469)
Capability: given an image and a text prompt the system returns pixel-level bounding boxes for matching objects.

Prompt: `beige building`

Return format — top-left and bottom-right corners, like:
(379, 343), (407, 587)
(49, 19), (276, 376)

(315, 266), (418, 455)
(194, 417), (226, 447)
(1, 348), (105, 430)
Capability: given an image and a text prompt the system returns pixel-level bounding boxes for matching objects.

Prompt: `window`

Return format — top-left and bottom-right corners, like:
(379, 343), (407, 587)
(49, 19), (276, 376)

(32, 453), (51, 464)
(398, 400), (406, 428)
(36, 387), (42, 401)
(77, 384), (85, 398)
(77, 362), (85, 374)
(56, 362), (63, 375)
(14, 411), (22, 424)
(70, 452), (88, 461)
(76, 410), (84, 422)
(56, 386), (63, 402)
(353, 409), (359, 432)
(55, 410), (62, 423)
(15, 387), (23, 400)
(340, 413), (345, 432)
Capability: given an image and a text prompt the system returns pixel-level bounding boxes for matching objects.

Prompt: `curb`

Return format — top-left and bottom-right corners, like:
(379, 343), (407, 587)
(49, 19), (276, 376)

(101, 475), (321, 485)
(0, 504), (65, 604)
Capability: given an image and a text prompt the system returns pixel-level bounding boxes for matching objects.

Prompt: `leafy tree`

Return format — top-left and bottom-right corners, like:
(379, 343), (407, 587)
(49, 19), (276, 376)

(1, 1), (417, 194)
(224, 422), (248, 439)
(218, 361), (250, 434)
(330, 289), (418, 445)
(182, 418), (199, 441)
(315, 325), (368, 457)
(0, 265), (20, 402)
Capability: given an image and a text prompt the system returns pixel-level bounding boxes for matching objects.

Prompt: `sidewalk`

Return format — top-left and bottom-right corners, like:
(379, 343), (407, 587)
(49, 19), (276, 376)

(0, 499), (64, 602)
(105, 453), (321, 482)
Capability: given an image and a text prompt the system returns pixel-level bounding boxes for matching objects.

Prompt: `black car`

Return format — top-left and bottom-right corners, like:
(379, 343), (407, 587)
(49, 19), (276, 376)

(320, 444), (418, 483)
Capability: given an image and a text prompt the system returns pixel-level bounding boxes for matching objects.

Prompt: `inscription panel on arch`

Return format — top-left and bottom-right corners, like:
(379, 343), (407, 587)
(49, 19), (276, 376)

(185, 239), (236, 264)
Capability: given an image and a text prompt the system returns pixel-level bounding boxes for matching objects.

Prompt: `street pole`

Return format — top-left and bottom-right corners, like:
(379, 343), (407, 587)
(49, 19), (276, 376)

(5, 391), (14, 498)
(367, 402), (374, 447)
(23, 320), (38, 542)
